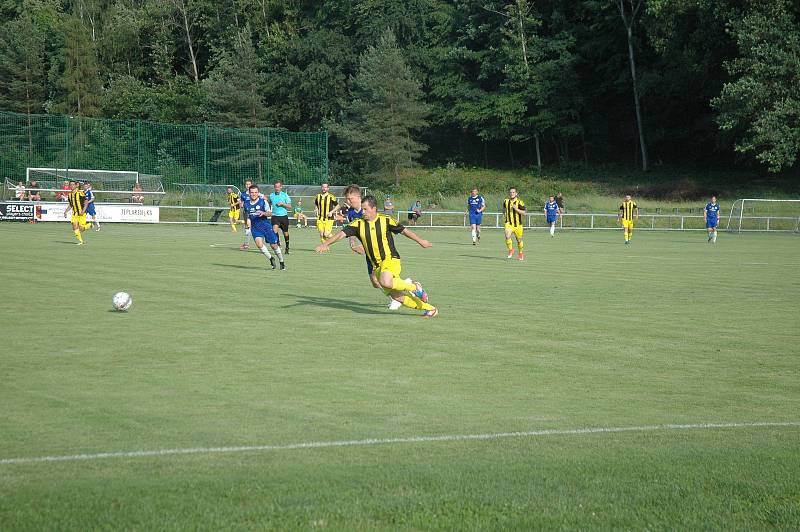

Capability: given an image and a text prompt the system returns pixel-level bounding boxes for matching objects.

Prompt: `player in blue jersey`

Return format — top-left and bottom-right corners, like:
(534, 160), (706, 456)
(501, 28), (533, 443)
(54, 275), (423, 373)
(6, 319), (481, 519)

(268, 180), (292, 254)
(544, 195), (561, 237)
(704, 195), (721, 243)
(243, 185), (285, 270)
(464, 187), (485, 245)
(240, 179), (255, 250)
(83, 182), (100, 231)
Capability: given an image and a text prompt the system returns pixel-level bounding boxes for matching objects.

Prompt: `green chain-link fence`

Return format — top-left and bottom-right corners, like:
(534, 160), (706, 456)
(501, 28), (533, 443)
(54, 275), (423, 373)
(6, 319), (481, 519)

(0, 111), (328, 189)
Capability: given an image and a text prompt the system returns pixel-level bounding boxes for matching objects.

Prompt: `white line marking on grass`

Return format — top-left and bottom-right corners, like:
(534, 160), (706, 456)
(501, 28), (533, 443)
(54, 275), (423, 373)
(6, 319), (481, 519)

(1, 421), (797, 466)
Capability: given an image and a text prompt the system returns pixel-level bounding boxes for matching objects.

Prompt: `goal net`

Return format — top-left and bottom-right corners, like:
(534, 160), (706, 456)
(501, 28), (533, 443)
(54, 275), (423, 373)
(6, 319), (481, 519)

(726, 199), (800, 233)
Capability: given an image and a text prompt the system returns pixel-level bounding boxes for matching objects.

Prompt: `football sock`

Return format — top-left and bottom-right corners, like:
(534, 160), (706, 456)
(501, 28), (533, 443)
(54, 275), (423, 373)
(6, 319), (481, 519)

(712, 231), (717, 242)
(517, 240), (524, 252)
(505, 238), (513, 251)
(284, 235), (289, 250)
(471, 229), (476, 242)
(406, 294), (435, 311)
(550, 225), (555, 235)
(274, 247), (284, 262)
(624, 232), (630, 242)
(74, 229), (83, 243)
(392, 278), (417, 292)
(244, 228), (251, 245)
(259, 245), (273, 259)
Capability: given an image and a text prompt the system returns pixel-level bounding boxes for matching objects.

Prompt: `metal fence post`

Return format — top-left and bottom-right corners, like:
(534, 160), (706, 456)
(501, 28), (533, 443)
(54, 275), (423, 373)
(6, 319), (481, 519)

(202, 124), (208, 184)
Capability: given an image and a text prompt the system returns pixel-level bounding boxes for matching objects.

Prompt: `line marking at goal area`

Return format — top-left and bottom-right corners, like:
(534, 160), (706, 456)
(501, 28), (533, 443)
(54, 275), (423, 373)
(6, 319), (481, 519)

(2, 421), (798, 466)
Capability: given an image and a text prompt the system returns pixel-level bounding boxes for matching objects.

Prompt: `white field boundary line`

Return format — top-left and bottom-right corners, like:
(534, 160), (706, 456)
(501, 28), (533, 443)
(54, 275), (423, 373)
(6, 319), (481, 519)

(1, 421), (799, 466)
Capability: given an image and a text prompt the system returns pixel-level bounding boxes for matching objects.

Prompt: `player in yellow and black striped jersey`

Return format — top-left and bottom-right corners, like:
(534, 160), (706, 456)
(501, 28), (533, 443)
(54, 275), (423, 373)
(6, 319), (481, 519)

(315, 195), (440, 318)
(63, 181), (89, 244)
(314, 182), (338, 243)
(226, 186), (240, 232)
(617, 194), (639, 244)
(503, 187), (526, 260)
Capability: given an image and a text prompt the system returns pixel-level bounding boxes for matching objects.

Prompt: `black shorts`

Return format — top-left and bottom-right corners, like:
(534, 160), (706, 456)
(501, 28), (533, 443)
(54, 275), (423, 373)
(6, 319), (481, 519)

(271, 215), (290, 232)
(407, 212), (420, 221)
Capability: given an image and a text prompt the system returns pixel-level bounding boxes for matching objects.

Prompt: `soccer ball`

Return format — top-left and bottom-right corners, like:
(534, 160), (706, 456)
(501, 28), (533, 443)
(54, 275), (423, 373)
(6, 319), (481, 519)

(112, 292), (133, 312)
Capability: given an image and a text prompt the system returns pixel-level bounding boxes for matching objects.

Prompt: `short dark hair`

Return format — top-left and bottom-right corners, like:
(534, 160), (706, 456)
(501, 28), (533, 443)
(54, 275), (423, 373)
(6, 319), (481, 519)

(362, 195), (378, 209)
(249, 185), (259, 191)
(273, 180), (282, 186)
(343, 184), (361, 197)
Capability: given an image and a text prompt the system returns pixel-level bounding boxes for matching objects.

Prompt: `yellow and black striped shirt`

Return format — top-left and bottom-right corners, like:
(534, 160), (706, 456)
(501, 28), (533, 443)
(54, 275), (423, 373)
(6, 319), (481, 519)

(342, 214), (405, 268)
(619, 200), (637, 221)
(227, 192), (239, 209)
(68, 189), (85, 216)
(315, 192), (338, 220)
(503, 197), (526, 227)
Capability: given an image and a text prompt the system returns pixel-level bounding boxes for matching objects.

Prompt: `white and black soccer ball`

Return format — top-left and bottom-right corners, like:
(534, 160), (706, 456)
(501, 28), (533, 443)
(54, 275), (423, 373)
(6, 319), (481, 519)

(112, 292), (133, 312)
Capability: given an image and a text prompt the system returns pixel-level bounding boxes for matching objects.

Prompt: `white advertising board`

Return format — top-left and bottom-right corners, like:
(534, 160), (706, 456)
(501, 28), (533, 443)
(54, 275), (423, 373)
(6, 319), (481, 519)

(34, 202), (159, 223)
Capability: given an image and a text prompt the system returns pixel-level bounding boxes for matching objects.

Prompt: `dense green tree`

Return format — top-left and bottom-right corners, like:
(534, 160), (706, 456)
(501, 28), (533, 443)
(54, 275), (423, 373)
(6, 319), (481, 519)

(327, 29), (429, 183)
(713, 0), (800, 172)
(48, 17), (103, 117)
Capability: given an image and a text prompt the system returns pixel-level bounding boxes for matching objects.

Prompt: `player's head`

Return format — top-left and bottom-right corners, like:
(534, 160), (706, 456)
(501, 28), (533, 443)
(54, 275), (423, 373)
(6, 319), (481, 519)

(549, 195), (555, 202)
(625, 194), (632, 201)
(321, 182), (330, 193)
(471, 187), (478, 197)
(362, 195), (379, 220)
(244, 179), (253, 189)
(711, 195), (717, 203)
(226, 186), (233, 193)
(84, 182), (92, 190)
(273, 181), (282, 193)
(509, 187), (518, 198)
(248, 185), (260, 200)
(70, 180), (78, 190)
(344, 184), (361, 205)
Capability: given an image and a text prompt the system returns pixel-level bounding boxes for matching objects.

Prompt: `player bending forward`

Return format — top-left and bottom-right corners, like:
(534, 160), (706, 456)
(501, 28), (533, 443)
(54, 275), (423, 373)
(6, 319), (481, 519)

(243, 185), (285, 270)
(316, 195), (438, 318)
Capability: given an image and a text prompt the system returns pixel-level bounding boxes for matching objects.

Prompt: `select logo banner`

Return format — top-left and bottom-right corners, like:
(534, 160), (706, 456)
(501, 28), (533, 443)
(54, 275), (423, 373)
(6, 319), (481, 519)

(0, 202), (35, 221)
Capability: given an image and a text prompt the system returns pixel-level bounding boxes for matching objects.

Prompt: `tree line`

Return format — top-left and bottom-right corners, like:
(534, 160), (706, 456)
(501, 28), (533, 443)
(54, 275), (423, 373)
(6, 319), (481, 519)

(0, 0), (797, 181)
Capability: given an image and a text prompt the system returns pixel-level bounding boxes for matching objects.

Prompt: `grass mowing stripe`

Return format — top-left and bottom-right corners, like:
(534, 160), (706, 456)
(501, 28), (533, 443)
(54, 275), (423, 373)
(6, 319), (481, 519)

(2, 421), (798, 466)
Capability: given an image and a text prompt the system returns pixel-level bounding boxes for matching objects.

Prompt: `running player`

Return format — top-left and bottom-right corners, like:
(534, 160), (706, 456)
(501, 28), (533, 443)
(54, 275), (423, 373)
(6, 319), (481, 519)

(314, 182), (338, 243)
(704, 195), (720, 243)
(315, 195), (438, 318)
(465, 187), (485, 245)
(240, 179), (254, 250)
(226, 186), (240, 232)
(342, 185), (403, 310)
(84, 182), (100, 231)
(269, 180), (292, 254)
(503, 187), (526, 260)
(544, 195), (561, 237)
(63, 181), (88, 244)
(242, 185), (285, 270)
(618, 194), (639, 245)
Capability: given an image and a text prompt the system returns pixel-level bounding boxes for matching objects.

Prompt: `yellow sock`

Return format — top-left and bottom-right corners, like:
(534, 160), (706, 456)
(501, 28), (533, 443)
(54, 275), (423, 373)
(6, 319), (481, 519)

(231, 223), (237, 232)
(406, 294), (434, 311)
(391, 278), (416, 292)
(518, 240), (524, 252)
(628, 231), (632, 240)
(74, 230), (83, 243)
(505, 239), (513, 251)
(400, 296), (420, 309)
(624, 232), (630, 241)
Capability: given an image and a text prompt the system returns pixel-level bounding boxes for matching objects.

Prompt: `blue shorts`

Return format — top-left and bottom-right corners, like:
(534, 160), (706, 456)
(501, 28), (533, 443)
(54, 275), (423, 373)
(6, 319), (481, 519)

(706, 219), (718, 229)
(252, 225), (278, 244)
(469, 213), (483, 225)
(546, 215), (557, 224)
(86, 205), (96, 216)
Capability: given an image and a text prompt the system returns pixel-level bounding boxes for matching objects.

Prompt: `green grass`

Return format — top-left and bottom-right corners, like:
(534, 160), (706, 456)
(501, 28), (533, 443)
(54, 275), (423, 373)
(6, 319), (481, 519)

(1, 223), (799, 529)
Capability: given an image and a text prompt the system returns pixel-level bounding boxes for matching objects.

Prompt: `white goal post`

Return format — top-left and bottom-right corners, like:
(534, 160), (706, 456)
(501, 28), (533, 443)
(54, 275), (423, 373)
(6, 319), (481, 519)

(18, 168), (165, 202)
(726, 199), (800, 233)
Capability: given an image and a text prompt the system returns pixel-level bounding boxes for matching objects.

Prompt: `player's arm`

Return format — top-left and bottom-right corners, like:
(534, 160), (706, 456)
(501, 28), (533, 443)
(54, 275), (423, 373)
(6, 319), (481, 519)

(617, 205), (623, 224)
(315, 229), (348, 252)
(400, 227), (432, 249)
(634, 205), (639, 220)
(514, 204), (526, 215)
(478, 198), (485, 213)
(64, 202), (72, 217)
(703, 206), (708, 222)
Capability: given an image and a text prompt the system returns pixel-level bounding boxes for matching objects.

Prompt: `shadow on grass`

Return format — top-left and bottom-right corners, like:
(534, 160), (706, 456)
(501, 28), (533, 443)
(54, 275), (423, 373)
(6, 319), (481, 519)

(212, 263), (268, 271)
(281, 294), (386, 315)
(456, 254), (508, 261)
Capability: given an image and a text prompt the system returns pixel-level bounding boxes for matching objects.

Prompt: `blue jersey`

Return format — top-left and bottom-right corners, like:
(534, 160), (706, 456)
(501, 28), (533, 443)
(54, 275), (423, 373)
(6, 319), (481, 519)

(243, 197), (272, 232)
(347, 206), (364, 222)
(269, 191), (291, 216)
(85, 189), (96, 214)
(705, 202), (720, 220)
(467, 195), (485, 215)
(545, 201), (559, 218)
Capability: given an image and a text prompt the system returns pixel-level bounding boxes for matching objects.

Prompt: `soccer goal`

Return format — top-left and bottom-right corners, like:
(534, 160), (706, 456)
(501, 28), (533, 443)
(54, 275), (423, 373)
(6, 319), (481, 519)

(726, 199), (800, 233)
(24, 168), (165, 203)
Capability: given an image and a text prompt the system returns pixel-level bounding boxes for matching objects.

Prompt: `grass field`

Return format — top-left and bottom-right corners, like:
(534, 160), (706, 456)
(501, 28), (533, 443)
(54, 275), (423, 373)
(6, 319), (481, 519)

(1, 222), (799, 529)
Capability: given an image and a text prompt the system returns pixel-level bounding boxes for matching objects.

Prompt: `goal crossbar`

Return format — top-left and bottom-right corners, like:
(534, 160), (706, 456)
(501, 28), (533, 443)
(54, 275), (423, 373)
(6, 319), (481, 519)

(726, 198), (800, 233)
